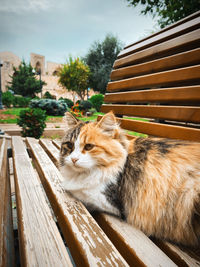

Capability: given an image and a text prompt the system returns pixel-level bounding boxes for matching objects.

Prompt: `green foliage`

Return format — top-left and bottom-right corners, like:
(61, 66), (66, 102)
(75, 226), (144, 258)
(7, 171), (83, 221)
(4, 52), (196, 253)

(126, 0), (200, 28)
(89, 94), (104, 112)
(2, 91), (14, 107)
(79, 100), (93, 114)
(13, 96), (31, 107)
(17, 108), (47, 139)
(29, 99), (68, 116)
(84, 34), (123, 94)
(7, 60), (46, 97)
(43, 91), (54, 99)
(58, 57), (90, 100)
(88, 108), (97, 115)
(59, 97), (74, 108)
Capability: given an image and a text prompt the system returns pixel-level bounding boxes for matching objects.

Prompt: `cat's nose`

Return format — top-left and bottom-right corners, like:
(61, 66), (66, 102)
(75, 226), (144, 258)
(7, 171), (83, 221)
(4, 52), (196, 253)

(71, 158), (78, 164)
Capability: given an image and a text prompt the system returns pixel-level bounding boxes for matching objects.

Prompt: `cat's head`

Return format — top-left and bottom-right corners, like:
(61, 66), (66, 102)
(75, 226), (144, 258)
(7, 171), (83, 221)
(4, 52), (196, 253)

(60, 112), (128, 172)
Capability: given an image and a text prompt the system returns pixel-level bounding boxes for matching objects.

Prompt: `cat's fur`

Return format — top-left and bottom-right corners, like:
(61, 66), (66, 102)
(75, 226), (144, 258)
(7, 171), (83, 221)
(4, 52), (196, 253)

(59, 112), (200, 247)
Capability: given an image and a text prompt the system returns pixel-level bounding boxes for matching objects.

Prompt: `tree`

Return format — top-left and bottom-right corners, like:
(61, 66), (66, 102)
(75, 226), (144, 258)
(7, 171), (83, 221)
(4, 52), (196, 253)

(7, 60), (45, 98)
(84, 34), (123, 94)
(58, 57), (90, 100)
(126, 0), (200, 28)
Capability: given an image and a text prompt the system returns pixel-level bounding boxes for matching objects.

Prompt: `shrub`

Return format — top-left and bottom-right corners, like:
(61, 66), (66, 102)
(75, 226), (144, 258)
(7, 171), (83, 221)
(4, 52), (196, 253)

(17, 108), (47, 139)
(43, 91), (54, 99)
(79, 100), (93, 114)
(59, 97), (74, 108)
(2, 91), (14, 107)
(13, 96), (31, 107)
(29, 99), (68, 116)
(89, 94), (104, 112)
(88, 108), (97, 115)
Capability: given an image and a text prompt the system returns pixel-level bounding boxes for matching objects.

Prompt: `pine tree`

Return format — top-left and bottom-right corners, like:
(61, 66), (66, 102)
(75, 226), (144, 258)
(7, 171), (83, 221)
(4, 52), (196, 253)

(8, 60), (45, 98)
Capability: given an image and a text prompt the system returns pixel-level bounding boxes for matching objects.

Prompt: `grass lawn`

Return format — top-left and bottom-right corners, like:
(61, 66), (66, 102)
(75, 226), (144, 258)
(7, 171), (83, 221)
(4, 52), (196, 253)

(0, 108), (147, 137)
(0, 108), (104, 124)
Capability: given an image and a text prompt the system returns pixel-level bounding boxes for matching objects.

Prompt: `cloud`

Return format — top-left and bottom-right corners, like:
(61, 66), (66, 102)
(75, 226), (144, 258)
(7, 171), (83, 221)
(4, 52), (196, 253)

(0, 0), (53, 13)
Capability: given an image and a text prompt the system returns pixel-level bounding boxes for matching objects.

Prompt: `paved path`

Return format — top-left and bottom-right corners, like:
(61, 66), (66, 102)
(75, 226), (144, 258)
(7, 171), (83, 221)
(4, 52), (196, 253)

(0, 123), (67, 138)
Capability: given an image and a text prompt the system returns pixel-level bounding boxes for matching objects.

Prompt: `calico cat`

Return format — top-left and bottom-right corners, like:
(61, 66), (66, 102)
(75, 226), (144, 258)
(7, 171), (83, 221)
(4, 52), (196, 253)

(59, 112), (200, 247)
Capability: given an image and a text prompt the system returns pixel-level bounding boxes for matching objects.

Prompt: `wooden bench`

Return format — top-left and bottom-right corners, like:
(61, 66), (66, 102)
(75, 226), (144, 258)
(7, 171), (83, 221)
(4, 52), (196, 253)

(99, 9), (200, 266)
(101, 10), (200, 142)
(1, 11), (200, 267)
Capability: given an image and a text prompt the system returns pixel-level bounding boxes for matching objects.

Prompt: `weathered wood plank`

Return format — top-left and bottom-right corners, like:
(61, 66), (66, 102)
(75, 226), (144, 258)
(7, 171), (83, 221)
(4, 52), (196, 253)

(154, 240), (200, 267)
(101, 104), (200, 123)
(111, 48), (200, 80)
(120, 12), (200, 58)
(52, 139), (61, 150)
(26, 137), (129, 267)
(39, 139), (60, 167)
(0, 138), (15, 267)
(104, 86), (200, 104)
(114, 29), (200, 68)
(97, 116), (200, 142)
(12, 136), (72, 267)
(95, 213), (176, 267)
(107, 65), (200, 92)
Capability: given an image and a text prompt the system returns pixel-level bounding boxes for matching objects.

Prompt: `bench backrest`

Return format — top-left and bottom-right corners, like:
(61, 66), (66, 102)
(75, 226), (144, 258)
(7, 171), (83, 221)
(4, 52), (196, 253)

(101, 11), (200, 142)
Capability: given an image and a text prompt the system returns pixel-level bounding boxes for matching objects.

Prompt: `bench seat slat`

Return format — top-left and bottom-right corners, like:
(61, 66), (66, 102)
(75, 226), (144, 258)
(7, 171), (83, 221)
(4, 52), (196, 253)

(119, 12), (200, 58)
(111, 48), (200, 81)
(101, 104), (200, 123)
(153, 240), (200, 267)
(12, 136), (73, 267)
(95, 213), (176, 267)
(0, 138), (15, 267)
(104, 86), (200, 104)
(115, 28), (200, 68)
(26, 137), (129, 267)
(107, 65), (200, 92)
(98, 116), (200, 142)
(39, 139), (60, 167)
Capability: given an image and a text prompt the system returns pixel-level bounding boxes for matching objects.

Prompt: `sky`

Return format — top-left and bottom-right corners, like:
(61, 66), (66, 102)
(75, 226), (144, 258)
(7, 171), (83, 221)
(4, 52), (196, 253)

(0, 0), (158, 64)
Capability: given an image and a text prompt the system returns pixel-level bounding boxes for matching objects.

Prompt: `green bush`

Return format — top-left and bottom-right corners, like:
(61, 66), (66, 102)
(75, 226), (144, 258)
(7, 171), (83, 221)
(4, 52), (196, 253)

(59, 97), (74, 108)
(29, 99), (68, 116)
(43, 91), (54, 99)
(89, 94), (104, 112)
(88, 108), (97, 115)
(79, 100), (93, 114)
(13, 96), (31, 107)
(17, 108), (47, 139)
(2, 91), (14, 107)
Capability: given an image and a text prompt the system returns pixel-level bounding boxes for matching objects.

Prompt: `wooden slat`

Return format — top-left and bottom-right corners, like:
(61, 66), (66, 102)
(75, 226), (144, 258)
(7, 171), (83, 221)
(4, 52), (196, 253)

(0, 138), (15, 267)
(114, 29), (200, 68)
(104, 86), (200, 104)
(39, 139), (60, 167)
(121, 11), (200, 56)
(94, 213), (176, 267)
(153, 240), (200, 267)
(101, 104), (200, 123)
(107, 65), (200, 92)
(26, 137), (129, 267)
(111, 48), (200, 81)
(12, 136), (72, 267)
(97, 116), (200, 142)
(52, 139), (61, 150)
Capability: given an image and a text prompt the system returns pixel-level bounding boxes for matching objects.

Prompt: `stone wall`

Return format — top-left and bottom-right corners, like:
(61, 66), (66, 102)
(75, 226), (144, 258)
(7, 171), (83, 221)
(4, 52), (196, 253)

(0, 51), (21, 92)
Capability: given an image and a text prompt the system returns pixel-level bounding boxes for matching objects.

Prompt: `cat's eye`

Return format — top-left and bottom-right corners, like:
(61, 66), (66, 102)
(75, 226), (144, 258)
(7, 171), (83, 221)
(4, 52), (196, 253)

(65, 141), (73, 149)
(84, 143), (94, 151)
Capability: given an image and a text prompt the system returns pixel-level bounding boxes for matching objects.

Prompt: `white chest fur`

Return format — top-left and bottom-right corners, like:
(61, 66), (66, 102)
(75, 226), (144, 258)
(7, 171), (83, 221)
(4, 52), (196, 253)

(60, 165), (120, 216)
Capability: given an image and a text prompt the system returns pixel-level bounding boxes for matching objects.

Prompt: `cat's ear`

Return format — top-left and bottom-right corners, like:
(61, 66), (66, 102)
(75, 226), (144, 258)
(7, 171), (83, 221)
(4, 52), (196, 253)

(97, 112), (119, 136)
(63, 112), (79, 128)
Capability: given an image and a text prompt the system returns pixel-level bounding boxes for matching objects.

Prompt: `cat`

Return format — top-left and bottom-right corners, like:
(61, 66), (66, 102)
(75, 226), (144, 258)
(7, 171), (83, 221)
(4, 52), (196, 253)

(59, 111), (200, 247)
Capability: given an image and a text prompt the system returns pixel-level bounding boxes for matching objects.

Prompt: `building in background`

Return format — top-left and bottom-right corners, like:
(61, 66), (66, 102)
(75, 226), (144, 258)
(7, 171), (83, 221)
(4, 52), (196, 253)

(0, 51), (93, 101)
